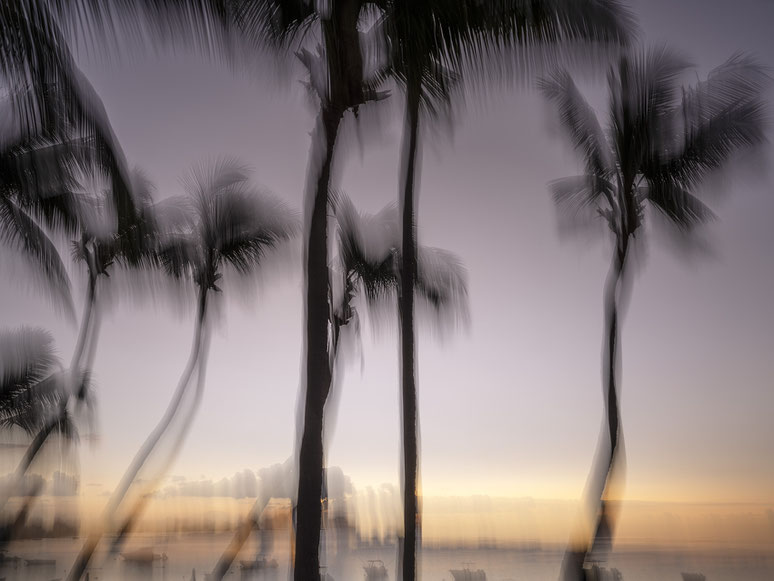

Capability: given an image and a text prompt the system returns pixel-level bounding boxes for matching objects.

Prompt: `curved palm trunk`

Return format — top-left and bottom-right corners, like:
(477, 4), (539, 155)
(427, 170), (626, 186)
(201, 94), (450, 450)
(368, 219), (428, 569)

(66, 285), (209, 581)
(399, 78), (421, 581)
(211, 282), (351, 581)
(109, 327), (212, 558)
(294, 105), (342, 581)
(562, 238), (628, 581)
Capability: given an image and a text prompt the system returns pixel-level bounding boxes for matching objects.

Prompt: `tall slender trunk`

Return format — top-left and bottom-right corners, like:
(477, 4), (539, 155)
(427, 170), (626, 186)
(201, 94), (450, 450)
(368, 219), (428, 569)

(399, 79), (421, 581)
(562, 237), (628, 581)
(589, 238), (628, 560)
(294, 105), (342, 581)
(66, 285), (209, 581)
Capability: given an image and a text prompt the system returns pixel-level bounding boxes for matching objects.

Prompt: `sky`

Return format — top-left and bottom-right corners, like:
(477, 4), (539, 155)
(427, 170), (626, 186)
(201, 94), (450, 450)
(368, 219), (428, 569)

(1, 0), (773, 521)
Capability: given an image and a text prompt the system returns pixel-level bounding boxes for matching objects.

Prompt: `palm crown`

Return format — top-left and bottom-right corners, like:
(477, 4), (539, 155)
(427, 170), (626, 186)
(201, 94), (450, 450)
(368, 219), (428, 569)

(153, 160), (298, 293)
(0, 327), (70, 438)
(541, 47), (768, 242)
(334, 195), (468, 335)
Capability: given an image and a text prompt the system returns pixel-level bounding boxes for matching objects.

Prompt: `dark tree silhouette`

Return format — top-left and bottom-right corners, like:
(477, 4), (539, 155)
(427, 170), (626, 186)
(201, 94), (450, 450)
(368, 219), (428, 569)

(379, 1), (634, 577)
(541, 47), (767, 581)
(66, 159), (297, 580)
(0, 166), (151, 537)
(0, 327), (68, 446)
(207, 193), (395, 581)
(0, 327), (71, 544)
(48, 1), (385, 576)
(1, 1), (136, 301)
(337, 194), (469, 578)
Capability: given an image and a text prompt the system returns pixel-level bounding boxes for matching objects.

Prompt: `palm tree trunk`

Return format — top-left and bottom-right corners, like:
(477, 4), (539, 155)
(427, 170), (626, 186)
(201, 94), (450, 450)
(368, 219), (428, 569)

(399, 78), (421, 581)
(66, 285), (209, 581)
(590, 238), (628, 558)
(563, 238), (628, 581)
(109, 328), (212, 557)
(294, 105), (342, 581)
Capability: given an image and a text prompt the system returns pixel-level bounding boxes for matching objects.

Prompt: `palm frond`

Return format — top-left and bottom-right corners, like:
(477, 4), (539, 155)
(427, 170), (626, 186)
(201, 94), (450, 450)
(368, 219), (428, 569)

(415, 246), (468, 322)
(549, 175), (615, 214)
(1, 0), (137, 234)
(641, 181), (716, 232)
(447, 0), (636, 90)
(608, 46), (691, 175)
(654, 55), (769, 189)
(540, 69), (612, 177)
(0, 327), (65, 435)
(334, 195), (399, 304)
(0, 196), (73, 309)
(230, 0), (318, 49)
(215, 189), (299, 275)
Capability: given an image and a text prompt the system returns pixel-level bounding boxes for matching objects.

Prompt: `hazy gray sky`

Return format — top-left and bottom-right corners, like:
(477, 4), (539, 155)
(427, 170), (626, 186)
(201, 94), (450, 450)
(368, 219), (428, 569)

(1, 0), (773, 505)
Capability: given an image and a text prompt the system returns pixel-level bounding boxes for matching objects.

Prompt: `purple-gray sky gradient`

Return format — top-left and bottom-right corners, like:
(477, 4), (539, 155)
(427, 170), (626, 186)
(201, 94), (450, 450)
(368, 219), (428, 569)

(1, 0), (773, 504)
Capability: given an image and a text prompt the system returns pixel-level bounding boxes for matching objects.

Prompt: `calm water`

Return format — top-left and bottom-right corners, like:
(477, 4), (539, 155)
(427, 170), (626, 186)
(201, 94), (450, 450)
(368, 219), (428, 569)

(1, 535), (772, 580)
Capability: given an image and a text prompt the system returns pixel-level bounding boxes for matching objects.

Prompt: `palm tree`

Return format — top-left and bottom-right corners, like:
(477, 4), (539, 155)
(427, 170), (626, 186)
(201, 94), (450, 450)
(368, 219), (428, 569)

(0, 165), (151, 546)
(0, 327), (72, 464)
(0, 167), (155, 512)
(1, 1), (137, 299)
(0, 327), (73, 544)
(207, 193), (392, 581)
(66, 159), (297, 581)
(52, 1), (387, 575)
(65, 4), (385, 575)
(379, 1), (634, 577)
(337, 193), (469, 576)
(540, 47), (767, 580)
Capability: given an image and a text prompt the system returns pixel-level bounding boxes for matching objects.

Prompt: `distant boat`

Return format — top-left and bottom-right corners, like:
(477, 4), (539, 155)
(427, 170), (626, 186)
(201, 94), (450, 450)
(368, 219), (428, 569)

(364, 560), (388, 580)
(0, 553), (20, 566)
(24, 558), (56, 566)
(121, 548), (168, 564)
(449, 566), (486, 581)
(239, 556), (279, 571)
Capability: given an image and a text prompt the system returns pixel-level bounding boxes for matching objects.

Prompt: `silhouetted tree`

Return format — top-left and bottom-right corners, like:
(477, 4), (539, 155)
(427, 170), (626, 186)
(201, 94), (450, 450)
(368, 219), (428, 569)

(48, 1), (386, 575)
(541, 47), (767, 580)
(207, 193), (393, 581)
(0, 327), (72, 544)
(66, 159), (297, 580)
(380, 1), (634, 576)
(337, 196), (469, 577)
(1, 168), (154, 511)
(1, 1), (136, 300)
(0, 327), (70, 454)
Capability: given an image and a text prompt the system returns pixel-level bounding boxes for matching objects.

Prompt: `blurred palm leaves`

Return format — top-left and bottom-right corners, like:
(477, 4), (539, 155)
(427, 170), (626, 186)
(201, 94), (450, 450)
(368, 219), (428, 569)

(1, 0), (138, 312)
(541, 48), (768, 240)
(0, 327), (64, 436)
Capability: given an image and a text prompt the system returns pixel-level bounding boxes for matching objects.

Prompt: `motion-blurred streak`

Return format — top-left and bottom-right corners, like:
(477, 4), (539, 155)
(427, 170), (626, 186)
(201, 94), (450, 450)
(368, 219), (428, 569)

(66, 159), (298, 580)
(107, 330), (212, 560)
(540, 46), (768, 581)
(334, 193), (469, 579)
(208, 492), (269, 581)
